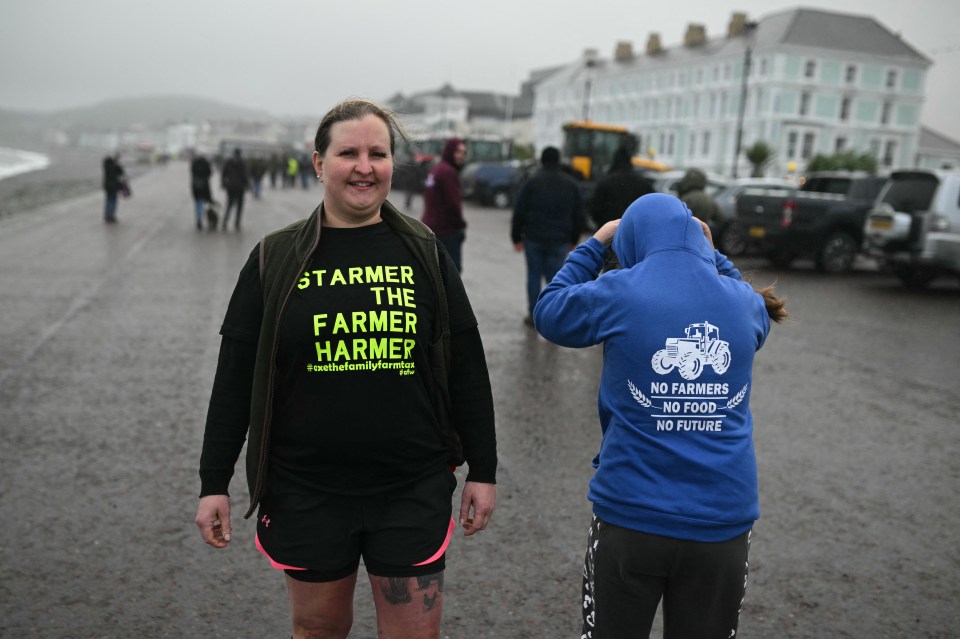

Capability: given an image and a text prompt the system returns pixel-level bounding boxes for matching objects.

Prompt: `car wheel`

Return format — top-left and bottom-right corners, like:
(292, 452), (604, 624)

(816, 232), (858, 274)
(719, 225), (747, 256)
(492, 189), (511, 209)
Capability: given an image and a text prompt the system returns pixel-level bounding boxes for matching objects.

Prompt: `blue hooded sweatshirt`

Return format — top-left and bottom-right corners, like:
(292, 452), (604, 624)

(534, 193), (770, 542)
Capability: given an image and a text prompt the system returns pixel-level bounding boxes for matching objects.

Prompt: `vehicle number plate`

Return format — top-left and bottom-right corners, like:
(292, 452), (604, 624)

(748, 226), (766, 238)
(869, 219), (893, 230)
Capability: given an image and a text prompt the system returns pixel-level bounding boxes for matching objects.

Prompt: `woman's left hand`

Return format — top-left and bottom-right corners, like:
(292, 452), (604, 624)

(459, 481), (496, 536)
(592, 220), (619, 246)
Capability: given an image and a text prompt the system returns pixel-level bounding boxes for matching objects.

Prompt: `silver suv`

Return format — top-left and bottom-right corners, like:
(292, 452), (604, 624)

(863, 170), (960, 288)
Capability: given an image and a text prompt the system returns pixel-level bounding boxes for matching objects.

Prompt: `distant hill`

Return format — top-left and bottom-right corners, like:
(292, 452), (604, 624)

(44, 95), (274, 129)
(0, 95), (274, 149)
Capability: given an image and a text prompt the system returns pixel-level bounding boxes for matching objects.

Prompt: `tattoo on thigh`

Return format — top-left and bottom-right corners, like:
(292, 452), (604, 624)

(418, 572), (444, 611)
(382, 572), (445, 609)
(416, 571), (444, 592)
(382, 577), (412, 605)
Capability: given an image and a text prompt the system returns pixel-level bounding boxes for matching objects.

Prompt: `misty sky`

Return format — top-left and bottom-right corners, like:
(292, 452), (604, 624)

(3, 0), (959, 141)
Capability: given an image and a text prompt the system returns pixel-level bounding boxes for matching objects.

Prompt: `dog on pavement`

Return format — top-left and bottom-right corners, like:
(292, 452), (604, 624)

(205, 200), (220, 231)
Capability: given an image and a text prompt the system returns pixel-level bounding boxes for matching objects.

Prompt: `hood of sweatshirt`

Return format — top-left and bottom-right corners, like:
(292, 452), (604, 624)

(440, 137), (464, 169)
(611, 193), (714, 269)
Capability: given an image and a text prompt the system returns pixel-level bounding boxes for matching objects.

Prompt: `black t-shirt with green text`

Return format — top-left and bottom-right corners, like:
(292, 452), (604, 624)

(222, 222), (475, 496)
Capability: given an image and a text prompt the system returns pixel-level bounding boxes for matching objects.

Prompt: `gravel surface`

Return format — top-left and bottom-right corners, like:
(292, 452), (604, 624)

(1, 165), (958, 638)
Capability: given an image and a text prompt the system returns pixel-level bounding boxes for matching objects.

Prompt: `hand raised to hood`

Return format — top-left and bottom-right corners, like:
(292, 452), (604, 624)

(592, 219), (620, 247)
(694, 217), (715, 249)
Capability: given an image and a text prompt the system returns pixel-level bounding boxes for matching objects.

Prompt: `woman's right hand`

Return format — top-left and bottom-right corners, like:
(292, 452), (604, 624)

(195, 495), (232, 548)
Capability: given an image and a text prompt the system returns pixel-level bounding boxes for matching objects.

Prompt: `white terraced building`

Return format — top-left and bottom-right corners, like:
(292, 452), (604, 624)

(531, 7), (933, 178)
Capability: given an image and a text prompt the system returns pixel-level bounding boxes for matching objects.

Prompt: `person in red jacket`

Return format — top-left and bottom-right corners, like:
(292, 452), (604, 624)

(422, 138), (467, 271)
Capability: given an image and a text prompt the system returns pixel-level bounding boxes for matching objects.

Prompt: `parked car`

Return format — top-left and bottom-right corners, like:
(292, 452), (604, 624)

(462, 160), (536, 208)
(733, 171), (887, 273)
(653, 170), (728, 198)
(862, 169), (960, 288)
(712, 177), (794, 256)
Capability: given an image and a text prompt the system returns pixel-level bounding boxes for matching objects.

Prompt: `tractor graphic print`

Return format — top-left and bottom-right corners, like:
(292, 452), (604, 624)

(651, 321), (731, 380)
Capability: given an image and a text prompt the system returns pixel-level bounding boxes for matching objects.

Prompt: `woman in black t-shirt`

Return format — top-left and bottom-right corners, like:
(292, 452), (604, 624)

(194, 99), (497, 638)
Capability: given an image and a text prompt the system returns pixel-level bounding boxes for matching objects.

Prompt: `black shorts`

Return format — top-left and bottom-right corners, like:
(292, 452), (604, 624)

(256, 470), (456, 582)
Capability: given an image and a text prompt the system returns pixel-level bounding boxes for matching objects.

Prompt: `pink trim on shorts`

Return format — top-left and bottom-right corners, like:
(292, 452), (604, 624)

(256, 531), (307, 571)
(413, 516), (456, 566)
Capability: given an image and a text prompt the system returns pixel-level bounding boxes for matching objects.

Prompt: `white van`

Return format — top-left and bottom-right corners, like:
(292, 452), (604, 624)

(863, 170), (960, 288)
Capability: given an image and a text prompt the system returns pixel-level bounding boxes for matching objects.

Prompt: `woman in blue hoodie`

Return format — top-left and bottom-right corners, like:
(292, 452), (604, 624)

(534, 193), (786, 639)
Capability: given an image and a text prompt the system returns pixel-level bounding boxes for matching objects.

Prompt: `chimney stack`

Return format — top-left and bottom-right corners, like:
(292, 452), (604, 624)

(728, 12), (749, 37)
(646, 33), (663, 55)
(684, 23), (707, 47)
(614, 41), (635, 62)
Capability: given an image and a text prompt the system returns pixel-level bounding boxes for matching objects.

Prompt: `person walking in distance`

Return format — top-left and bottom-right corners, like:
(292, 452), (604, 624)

(675, 168), (723, 234)
(220, 148), (249, 231)
(422, 138), (467, 272)
(190, 152), (213, 230)
(195, 98), (497, 639)
(510, 146), (584, 326)
(101, 153), (127, 224)
(534, 193), (787, 639)
(589, 145), (654, 229)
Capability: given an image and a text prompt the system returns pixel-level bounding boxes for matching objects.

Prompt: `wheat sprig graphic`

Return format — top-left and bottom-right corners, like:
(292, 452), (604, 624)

(627, 379), (653, 407)
(726, 384), (748, 409)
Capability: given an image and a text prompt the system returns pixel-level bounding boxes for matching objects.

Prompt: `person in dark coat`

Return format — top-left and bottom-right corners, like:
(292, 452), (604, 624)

(511, 146), (584, 325)
(190, 153), (213, 230)
(101, 153), (127, 224)
(421, 138), (467, 271)
(589, 146), (654, 229)
(220, 149), (249, 231)
(675, 168), (723, 230)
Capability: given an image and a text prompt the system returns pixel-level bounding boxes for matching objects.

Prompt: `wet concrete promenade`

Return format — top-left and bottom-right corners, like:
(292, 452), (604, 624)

(1, 164), (958, 638)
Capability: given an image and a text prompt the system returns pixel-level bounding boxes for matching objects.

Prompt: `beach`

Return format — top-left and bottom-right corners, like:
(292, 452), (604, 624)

(0, 146), (150, 218)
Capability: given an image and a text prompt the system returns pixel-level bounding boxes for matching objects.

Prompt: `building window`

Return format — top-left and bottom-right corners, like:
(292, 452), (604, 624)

(754, 89), (764, 116)
(667, 133), (675, 155)
(720, 93), (728, 118)
(804, 59), (816, 79)
(690, 133), (697, 154)
(883, 140), (896, 166)
(696, 68), (704, 84)
(693, 96), (700, 119)
(886, 69), (897, 89)
(710, 94), (717, 118)
(787, 131), (798, 158)
(881, 101), (892, 125)
(723, 64), (731, 80)
(800, 91), (811, 116)
(759, 58), (768, 76)
(835, 136), (847, 153)
(840, 97), (851, 122)
(802, 132), (816, 159)
(702, 131), (711, 156)
(845, 65), (857, 84)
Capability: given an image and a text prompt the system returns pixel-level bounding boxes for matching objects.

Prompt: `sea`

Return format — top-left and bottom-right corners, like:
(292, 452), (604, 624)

(0, 146), (50, 181)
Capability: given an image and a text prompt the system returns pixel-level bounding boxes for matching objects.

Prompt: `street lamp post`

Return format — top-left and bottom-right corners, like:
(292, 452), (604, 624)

(732, 22), (758, 179)
(581, 56), (597, 121)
